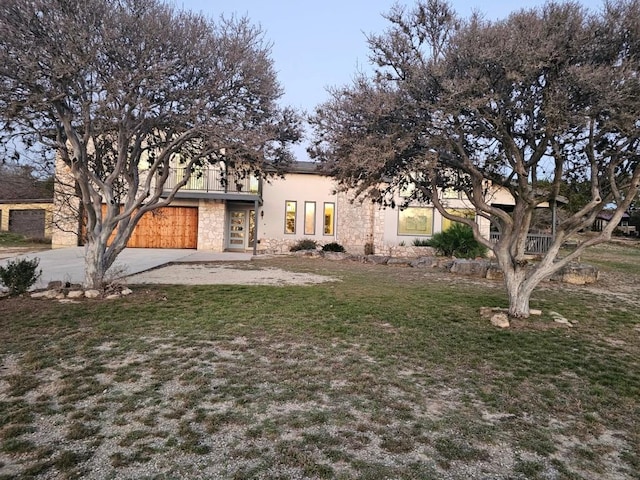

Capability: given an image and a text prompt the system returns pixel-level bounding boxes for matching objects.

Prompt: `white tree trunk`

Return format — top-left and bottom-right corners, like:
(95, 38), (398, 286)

(84, 240), (107, 290)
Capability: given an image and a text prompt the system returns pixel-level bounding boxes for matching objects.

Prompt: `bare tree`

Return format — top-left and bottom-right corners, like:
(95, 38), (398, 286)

(0, 0), (300, 288)
(310, 0), (640, 318)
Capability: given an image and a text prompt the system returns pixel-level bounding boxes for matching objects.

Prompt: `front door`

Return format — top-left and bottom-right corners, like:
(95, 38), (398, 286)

(227, 210), (255, 250)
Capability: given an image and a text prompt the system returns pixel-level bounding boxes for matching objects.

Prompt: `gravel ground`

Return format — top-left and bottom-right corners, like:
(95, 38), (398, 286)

(126, 263), (340, 286)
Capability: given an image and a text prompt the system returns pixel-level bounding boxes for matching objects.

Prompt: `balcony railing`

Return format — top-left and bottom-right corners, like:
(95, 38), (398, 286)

(490, 232), (553, 254)
(163, 167), (260, 195)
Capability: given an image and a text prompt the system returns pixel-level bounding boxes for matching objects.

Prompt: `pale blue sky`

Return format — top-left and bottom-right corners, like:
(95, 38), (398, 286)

(180, 0), (604, 159)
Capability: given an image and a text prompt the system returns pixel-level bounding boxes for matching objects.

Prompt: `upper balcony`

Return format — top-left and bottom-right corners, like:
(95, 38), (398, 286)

(162, 166), (262, 203)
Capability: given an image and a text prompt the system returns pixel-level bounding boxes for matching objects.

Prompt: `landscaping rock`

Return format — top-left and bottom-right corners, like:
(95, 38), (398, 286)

(120, 288), (133, 296)
(365, 255), (390, 265)
(47, 280), (63, 289)
(450, 259), (490, 277)
(549, 311), (573, 327)
(322, 252), (350, 261)
(387, 257), (412, 266)
(30, 291), (50, 299)
(485, 264), (504, 281)
(105, 294), (121, 300)
(529, 309), (542, 316)
(58, 299), (80, 304)
(44, 290), (65, 300)
(491, 312), (510, 328)
(410, 256), (439, 268)
(551, 263), (598, 285)
(293, 249), (321, 257)
(85, 289), (101, 299)
(67, 290), (84, 299)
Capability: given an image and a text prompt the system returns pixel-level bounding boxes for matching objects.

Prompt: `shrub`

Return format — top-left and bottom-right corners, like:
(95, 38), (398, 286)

(289, 238), (318, 252)
(426, 223), (487, 258)
(412, 238), (430, 247)
(322, 242), (345, 252)
(0, 258), (42, 295)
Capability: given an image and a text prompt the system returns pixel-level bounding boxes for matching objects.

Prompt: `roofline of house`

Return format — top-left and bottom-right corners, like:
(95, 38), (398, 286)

(0, 198), (53, 204)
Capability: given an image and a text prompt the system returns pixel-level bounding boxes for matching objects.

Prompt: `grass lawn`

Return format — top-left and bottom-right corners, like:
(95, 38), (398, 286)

(0, 232), (51, 250)
(0, 245), (639, 479)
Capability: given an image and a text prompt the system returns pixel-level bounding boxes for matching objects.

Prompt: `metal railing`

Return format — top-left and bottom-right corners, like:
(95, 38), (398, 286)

(490, 232), (553, 254)
(163, 167), (260, 195)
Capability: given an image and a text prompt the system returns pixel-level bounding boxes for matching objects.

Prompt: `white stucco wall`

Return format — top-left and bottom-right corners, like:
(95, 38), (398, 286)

(258, 172), (338, 252)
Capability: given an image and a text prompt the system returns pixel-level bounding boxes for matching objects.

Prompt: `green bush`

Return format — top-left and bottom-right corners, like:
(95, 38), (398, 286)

(289, 238), (318, 252)
(322, 242), (345, 253)
(0, 258), (42, 295)
(426, 223), (487, 258)
(412, 238), (430, 246)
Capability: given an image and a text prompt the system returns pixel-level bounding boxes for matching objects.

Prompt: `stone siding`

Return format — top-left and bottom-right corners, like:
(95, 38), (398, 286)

(336, 192), (375, 254)
(52, 158), (81, 248)
(197, 199), (226, 251)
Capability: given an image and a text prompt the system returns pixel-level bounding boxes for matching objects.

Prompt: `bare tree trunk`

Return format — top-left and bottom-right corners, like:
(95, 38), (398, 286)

(84, 240), (107, 290)
(504, 275), (535, 318)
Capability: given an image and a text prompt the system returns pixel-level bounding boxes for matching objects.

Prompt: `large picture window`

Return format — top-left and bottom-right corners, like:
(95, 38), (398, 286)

(323, 203), (335, 235)
(442, 208), (476, 231)
(285, 201), (296, 234)
(304, 202), (316, 235)
(398, 207), (433, 236)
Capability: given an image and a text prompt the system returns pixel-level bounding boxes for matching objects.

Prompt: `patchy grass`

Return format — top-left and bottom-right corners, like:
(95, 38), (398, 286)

(0, 248), (639, 479)
(0, 232), (50, 249)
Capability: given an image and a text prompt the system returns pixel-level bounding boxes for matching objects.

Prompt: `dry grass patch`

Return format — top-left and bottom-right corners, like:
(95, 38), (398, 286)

(1, 249), (639, 478)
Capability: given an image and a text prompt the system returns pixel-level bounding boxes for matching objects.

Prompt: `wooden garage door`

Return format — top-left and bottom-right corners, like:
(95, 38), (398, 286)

(96, 206), (197, 248)
(126, 207), (197, 248)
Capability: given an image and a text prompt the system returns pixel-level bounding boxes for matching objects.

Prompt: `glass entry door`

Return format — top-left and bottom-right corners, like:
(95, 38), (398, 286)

(227, 210), (255, 250)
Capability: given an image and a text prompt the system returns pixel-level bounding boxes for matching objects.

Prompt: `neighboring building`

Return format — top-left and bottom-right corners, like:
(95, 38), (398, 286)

(51, 161), (513, 254)
(594, 211), (636, 236)
(0, 199), (53, 240)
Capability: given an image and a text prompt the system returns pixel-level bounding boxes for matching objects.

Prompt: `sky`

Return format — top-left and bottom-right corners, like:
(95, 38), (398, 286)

(180, 0), (604, 159)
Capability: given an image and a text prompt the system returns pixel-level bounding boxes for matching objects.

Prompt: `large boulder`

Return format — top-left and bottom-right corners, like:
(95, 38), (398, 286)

(450, 259), (490, 277)
(365, 255), (390, 265)
(322, 252), (351, 261)
(410, 256), (439, 268)
(551, 263), (599, 285)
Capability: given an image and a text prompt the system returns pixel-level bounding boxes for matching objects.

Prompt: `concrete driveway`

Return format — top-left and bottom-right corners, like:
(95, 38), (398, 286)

(0, 247), (252, 289)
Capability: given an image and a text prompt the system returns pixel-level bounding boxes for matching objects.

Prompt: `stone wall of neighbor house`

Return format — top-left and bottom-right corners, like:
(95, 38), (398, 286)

(52, 158), (81, 248)
(197, 199), (226, 251)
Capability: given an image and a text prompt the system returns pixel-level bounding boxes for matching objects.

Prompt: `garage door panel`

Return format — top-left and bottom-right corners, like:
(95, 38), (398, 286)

(102, 206), (197, 249)
(9, 209), (45, 238)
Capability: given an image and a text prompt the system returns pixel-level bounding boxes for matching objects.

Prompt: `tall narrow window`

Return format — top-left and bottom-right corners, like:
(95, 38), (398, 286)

(324, 202), (335, 235)
(285, 201), (296, 234)
(304, 202), (316, 235)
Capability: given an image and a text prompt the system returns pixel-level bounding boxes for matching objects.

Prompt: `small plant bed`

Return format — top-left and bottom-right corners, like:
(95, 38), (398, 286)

(0, 252), (638, 479)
